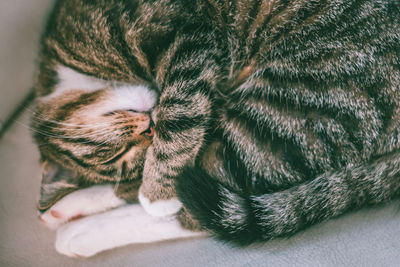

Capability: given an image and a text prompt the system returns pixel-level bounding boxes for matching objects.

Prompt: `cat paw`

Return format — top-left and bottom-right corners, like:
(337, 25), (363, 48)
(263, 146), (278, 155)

(38, 185), (126, 230)
(55, 219), (103, 257)
(55, 204), (205, 257)
(39, 209), (83, 230)
(138, 192), (183, 217)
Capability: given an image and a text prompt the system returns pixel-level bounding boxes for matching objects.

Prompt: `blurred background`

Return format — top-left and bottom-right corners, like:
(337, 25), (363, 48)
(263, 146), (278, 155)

(0, 0), (53, 132)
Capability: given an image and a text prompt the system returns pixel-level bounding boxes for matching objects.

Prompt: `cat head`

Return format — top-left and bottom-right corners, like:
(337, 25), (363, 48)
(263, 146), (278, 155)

(32, 65), (158, 195)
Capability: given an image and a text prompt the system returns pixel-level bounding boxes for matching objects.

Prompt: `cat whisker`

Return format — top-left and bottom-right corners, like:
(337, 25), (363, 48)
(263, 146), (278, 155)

(28, 107), (145, 129)
(30, 116), (112, 129)
(31, 127), (111, 141)
(16, 121), (117, 143)
(36, 124), (114, 138)
(119, 130), (136, 137)
(24, 119), (114, 138)
(37, 137), (112, 149)
(113, 164), (123, 194)
(26, 108), (111, 128)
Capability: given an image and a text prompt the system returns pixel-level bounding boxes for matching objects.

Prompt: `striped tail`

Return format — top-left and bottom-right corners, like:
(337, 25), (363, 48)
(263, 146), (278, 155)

(176, 154), (400, 245)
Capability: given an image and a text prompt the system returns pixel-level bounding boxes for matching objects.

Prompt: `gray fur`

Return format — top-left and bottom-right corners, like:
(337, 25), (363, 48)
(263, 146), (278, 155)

(32, 0), (400, 241)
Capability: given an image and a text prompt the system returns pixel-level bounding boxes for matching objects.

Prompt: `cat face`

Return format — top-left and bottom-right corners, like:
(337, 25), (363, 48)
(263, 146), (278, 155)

(32, 65), (158, 184)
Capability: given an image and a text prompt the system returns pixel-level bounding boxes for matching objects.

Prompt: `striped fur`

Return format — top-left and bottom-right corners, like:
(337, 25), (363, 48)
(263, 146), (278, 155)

(32, 0), (400, 243)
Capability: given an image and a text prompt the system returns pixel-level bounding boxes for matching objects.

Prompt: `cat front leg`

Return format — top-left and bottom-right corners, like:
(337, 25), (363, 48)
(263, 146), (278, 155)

(138, 79), (215, 216)
(138, 35), (219, 216)
(55, 204), (206, 257)
(138, 146), (184, 217)
(39, 185), (126, 230)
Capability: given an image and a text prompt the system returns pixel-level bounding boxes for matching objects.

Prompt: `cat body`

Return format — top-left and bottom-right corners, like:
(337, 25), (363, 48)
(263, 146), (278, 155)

(32, 0), (400, 255)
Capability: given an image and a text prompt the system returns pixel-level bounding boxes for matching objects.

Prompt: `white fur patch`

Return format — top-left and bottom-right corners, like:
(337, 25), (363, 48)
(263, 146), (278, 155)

(40, 65), (158, 114)
(55, 204), (206, 257)
(138, 192), (183, 217)
(99, 85), (157, 115)
(39, 185), (126, 230)
(41, 65), (109, 100)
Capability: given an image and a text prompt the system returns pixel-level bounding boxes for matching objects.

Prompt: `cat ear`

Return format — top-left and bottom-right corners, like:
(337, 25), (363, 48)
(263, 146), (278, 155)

(37, 159), (85, 213)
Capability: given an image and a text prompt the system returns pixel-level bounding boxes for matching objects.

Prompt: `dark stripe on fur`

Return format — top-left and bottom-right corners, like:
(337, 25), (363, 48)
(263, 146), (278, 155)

(177, 150), (400, 245)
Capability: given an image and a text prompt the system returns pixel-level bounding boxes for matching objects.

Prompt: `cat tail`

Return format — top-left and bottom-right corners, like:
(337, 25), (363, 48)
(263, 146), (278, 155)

(176, 156), (400, 245)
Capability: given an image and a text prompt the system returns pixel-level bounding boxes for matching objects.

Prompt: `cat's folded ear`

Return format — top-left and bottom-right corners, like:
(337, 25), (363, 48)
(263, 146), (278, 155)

(37, 158), (87, 213)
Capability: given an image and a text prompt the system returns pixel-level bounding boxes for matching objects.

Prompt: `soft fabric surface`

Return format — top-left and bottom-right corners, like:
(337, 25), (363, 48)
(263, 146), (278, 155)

(0, 112), (400, 267)
(0, 0), (53, 124)
(1, 0), (399, 265)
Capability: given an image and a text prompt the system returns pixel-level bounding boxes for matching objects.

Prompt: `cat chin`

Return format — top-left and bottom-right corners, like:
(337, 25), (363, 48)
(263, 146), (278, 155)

(138, 192), (183, 217)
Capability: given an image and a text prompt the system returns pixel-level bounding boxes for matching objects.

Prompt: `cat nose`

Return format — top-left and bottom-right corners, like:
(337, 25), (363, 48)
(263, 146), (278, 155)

(142, 126), (154, 137)
(141, 118), (154, 137)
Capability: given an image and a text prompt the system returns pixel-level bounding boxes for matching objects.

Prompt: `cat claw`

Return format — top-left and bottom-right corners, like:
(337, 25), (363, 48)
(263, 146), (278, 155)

(138, 192), (183, 217)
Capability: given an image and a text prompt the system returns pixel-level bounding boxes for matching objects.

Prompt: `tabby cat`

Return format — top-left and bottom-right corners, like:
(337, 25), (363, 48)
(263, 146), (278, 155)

(32, 0), (400, 256)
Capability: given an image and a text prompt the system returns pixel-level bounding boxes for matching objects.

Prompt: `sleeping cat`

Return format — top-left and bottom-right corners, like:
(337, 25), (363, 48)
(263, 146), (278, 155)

(35, 66), (155, 213)
(32, 0), (400, 257)
(35, 66), (204, 256)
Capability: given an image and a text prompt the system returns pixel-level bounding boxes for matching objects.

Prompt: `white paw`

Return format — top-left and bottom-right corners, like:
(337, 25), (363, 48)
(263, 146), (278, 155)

(39, 208), (80, 230)
(138, 192), (183, 217)
(55, 204), (204, 257)
(56, 217), (107, 257)
(55, 205), (144, 257)
(39, 185), (126, 230)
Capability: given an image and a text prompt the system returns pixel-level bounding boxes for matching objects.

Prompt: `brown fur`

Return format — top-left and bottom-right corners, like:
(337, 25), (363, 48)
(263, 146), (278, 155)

(32, 0), (400, 244)
(34, 87), (154, 209)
